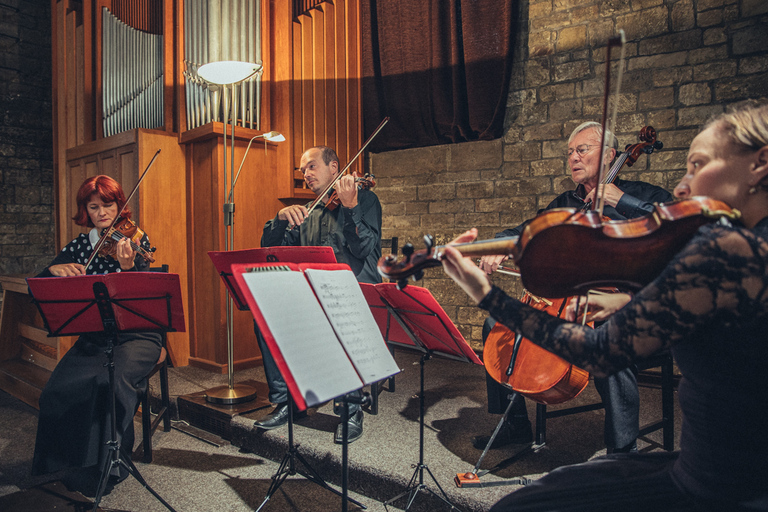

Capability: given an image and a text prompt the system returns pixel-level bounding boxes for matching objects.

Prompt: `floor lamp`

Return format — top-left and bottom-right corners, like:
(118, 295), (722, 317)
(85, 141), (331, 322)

(197, 60), (284, 404)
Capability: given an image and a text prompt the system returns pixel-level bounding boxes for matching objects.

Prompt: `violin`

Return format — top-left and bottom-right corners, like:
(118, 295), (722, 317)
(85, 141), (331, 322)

(98, 217), (156, 263)
(377, 196), (741, 297)
(302, 117), (389, 219)
(322, 174), (377, 211)
(484, 293), (590, 405)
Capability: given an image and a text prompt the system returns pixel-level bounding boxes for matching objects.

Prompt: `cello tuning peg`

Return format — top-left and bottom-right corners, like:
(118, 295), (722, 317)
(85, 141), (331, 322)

(413, 270), (424, 281)
(423, 234), (434, 250)
(402, 243), (415, 262)
(150, 246), (157, 253)
(397, 278), (409, 291)
(654, 141), (663, 150)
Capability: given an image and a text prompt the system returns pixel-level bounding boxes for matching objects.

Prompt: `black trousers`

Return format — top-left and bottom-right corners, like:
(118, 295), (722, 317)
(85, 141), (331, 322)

(489, 452), (701, 512)
(483, 317), (639, 450)
(32, 332), (162, 475)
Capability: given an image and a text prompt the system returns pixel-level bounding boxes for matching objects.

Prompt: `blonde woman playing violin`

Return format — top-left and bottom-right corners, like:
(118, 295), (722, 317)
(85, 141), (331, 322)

(444, 100), (768, 512)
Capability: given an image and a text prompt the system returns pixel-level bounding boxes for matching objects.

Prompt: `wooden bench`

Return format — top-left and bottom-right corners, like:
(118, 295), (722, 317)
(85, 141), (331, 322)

(0, 275), (75, 409)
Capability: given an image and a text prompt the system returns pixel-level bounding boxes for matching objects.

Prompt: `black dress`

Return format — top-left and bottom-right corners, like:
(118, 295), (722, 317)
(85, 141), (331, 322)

(32, 229), (162, 476)
(484, 217), (768, 511)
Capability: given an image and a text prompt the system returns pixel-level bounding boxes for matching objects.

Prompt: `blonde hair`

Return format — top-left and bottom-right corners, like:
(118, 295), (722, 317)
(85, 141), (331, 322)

(705, 99), (768, 154)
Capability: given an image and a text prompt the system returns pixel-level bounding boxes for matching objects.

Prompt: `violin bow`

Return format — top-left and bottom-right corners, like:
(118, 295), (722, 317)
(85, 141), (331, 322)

(595, 30), (626, 217)
(84, 149), (161, 271)
(303, 117), (390, 219)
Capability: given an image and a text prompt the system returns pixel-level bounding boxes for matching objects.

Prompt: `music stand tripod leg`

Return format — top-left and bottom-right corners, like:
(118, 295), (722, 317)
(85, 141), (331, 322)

(91, 283), (177, 512)
(384, 352), (462, 512)
(255, 394), (366, 512)
(338, 392), (371, 512)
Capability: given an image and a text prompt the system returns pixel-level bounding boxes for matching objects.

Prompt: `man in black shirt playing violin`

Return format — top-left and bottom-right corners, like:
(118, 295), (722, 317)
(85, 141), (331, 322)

(475, 122), (672, 453)
(257, 145), (382, 443)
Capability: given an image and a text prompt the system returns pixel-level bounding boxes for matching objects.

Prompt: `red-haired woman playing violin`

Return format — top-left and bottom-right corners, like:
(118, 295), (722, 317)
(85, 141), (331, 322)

(32, 175), (161, 495)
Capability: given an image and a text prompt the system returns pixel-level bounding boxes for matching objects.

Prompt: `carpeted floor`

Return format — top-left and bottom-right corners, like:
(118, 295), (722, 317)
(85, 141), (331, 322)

(0, 348), (681, 512)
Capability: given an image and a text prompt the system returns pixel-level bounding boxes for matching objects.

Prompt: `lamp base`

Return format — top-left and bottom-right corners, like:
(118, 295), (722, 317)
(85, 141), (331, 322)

(204, 383), (258, 405)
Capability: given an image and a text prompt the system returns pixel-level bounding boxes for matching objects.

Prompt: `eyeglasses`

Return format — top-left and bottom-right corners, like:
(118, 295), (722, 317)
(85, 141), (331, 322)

(567, 144), (599, 158)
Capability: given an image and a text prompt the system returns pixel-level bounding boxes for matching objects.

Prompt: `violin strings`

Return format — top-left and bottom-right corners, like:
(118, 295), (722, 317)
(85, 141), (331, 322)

(109, 230), (144, 254)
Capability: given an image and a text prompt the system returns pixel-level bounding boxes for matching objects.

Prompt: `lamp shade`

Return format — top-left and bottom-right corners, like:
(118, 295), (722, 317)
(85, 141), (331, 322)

(198, 61), (262, 85)
(262, 131), (285, 142)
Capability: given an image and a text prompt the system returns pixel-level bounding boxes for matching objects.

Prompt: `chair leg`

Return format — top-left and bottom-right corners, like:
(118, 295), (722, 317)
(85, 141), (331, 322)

(370, 381), (380, 415)
(661, 357), (675, 451)
(536, 403), (547, 446)
(141, 387), (153, 463)
(160, 361), (171, 432)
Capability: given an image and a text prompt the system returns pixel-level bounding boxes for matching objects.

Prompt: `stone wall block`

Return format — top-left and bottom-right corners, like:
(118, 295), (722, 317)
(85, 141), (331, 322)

(617, 6), (669, 41)
(639, 30), (701, 56)
(639, 87), (674, 110)
(429, 199), (475, 214)
(371, 145), (448, 177)
(455, 212), (503, 229)
(549, 98), (584, 121)
(553, 60), (591, 83)
(742, 0), (768, 16)
(501, 161), (530, 179)
(671, 0), (695, 31)
(702, 27), (727, 45)
(449, 139), (503, 170)
(692, 61), (737, 81)
(732, 24), (768, 56)
(714, 75), (768, 102)
(417, 183), (456, 201)
(653, 67), (693, 87)
(531, 159), (565, 177)
(679, 82), (712, 106)
(558, 25), (587, 52)
(647, 109), (676, 129)
(539, 83), (576, 103)
(740, 55), (768, 75)
(678, 106), (724, 128)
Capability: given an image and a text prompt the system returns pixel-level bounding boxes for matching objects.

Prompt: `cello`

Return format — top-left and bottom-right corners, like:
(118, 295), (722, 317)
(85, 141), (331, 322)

(484, 293), (592, 405)
(482, 125), (665, 402)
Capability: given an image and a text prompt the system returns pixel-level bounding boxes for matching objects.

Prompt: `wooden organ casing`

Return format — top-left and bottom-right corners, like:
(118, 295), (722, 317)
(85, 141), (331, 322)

(47, 0), (363, 374)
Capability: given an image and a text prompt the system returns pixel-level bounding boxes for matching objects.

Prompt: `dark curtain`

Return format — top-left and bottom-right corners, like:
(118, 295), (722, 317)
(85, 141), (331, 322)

(361, 0), (518, 152)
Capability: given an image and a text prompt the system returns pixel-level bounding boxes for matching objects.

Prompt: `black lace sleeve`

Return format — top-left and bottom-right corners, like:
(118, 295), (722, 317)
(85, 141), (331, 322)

(479, 223), (768, 377)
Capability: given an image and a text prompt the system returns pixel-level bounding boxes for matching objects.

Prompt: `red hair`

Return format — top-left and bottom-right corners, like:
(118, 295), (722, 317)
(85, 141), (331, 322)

(72, 175), (131, 227)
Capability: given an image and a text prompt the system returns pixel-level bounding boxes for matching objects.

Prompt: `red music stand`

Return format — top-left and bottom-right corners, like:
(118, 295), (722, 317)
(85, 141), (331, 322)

(27, 272), (185, 512)
(208, 246), (336, 310)
(232, 262), (400, 512)
(206, 246), (337, 405)
(360, 283), (481, 512)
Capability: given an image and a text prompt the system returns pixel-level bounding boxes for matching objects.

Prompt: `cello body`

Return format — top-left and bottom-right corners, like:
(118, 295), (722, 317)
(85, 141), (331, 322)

(483, 294), (590, 405)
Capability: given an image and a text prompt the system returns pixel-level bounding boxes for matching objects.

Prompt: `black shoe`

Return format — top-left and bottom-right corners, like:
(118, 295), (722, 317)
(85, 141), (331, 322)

(334, 410), (364, 444)
(255, 403), (290, 430)
(471, 419), (533, 450)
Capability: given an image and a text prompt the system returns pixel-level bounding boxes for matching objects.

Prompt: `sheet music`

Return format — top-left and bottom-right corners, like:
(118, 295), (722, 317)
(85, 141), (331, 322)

(240, 270), (363, 408)
(304, 269), (400, 385)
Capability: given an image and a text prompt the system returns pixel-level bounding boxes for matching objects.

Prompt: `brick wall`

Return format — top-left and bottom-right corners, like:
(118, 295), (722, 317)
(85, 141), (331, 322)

(0, 2), (54, 276)
(371, 0), (768, 350)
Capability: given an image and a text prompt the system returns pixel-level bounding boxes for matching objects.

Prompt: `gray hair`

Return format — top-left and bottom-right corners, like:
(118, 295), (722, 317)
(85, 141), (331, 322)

(568, 121), (619, 151)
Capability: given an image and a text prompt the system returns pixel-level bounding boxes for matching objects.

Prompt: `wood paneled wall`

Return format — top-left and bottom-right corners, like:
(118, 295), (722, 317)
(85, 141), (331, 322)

(50, 0), (364, 371)
(291, 0), (362, 186)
